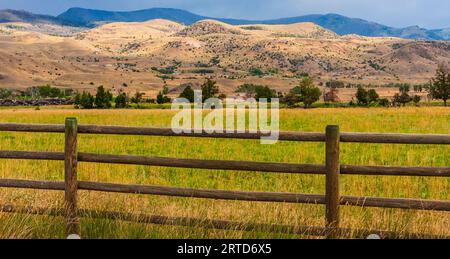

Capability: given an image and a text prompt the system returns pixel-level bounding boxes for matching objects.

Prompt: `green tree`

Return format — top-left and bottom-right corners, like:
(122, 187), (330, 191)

(115, 92), (129, 108)
(393, 92), (412, 107)
(130, 91), (144, 104)
(412, 95), (421, 106)
(249, 67), (265, 77)
(282, 93), (300, 108)
(79, 91), (94, 109)
(413, 84), (423, 92)
(162, 85), (170, 95)
(94, 86), (112, 109)
(156, 92), (171, 104)
(201, 79), (219, 102)
(35, 84), (66, 98)
(218, 93), (227, 100)
(255, 86), (276, 100)
(235, 84), (257, 94)
(0, 89), (12, 99)
(399, 83), (411, 95)
(378, 98), (390, 107)
(395, 84), (412, 107)
(355, 87), (369, 106)
(367, 89), (380, 104)
(428, 65), (450, 106)
(326, 80), (345, 88)
(179, 85), (195, 103)
(290, 77), (322, 108)
(74, 92), (81, 108)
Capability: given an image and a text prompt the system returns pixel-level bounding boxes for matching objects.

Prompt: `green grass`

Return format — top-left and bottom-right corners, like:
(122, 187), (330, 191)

(0, 107), (448, 239)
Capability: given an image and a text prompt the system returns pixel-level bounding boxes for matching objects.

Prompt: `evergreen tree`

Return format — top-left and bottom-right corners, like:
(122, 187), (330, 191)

(428, 65), (450, 106)
(367, 89), (380, 104)
(79, 91), (94, 109)
(130, 91), (144, 104)
(94, 86), (112, 109)
(74, 92), (81, 108)
(201, 79), (219, 102)
(179, 85), (195, 102)
(115, 92), (129, 108)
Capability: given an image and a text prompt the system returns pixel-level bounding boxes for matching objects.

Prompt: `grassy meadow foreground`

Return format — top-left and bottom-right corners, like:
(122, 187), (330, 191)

(0, 107), (448, 239)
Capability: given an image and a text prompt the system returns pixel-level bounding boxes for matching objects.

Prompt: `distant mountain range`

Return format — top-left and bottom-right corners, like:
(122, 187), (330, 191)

(0, 9), (77, 26)
(1, 7), (449, 40)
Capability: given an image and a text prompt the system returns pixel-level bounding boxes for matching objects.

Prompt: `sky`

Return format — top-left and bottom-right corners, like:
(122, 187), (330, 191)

(0, 0), (449, 29)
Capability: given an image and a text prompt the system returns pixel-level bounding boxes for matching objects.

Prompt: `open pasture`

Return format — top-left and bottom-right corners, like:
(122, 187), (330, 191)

(0, 107), (448, 238)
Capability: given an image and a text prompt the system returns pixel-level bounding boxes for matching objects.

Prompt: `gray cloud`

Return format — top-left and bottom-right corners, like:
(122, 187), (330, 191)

(0, 0), (449, 29)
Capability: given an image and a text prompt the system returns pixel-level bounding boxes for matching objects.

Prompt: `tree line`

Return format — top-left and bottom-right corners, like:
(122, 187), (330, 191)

(6, 65), (446, 109)
(0, 84), (75, 100)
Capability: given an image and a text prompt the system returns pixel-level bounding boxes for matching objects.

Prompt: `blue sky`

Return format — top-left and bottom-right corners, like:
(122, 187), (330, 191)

(0, 0), (449, 29)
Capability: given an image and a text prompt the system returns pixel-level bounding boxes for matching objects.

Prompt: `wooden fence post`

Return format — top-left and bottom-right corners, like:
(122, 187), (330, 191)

(325, 125), (340, 239)
(65, 117), (79, 236)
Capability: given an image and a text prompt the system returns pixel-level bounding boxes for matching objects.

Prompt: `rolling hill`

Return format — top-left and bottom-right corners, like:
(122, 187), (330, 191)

(1, 18), (450, 101)
(56, 8), (449, 40)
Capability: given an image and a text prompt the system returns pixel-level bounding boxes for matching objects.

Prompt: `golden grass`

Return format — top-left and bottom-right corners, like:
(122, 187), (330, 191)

(0, 107), (449, 239)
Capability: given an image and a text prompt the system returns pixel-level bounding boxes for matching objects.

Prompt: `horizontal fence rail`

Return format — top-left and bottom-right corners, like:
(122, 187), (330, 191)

(1, 179), (450, 211)
(0, 123), (449, 144)
(0, 150), (449, 177)
(0, 120), (449, 239)
(0, 179), (450, 211)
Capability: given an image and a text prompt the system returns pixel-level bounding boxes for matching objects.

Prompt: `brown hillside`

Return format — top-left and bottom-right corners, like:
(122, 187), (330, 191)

(0, 19), (449, 100)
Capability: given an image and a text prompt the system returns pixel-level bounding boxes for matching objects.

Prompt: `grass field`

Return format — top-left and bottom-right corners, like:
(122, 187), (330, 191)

(0, 107), (448, 239)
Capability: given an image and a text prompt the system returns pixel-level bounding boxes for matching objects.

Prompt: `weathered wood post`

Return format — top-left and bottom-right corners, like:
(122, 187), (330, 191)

(65, 117), (79, 236)
(325, 125), (340, 239)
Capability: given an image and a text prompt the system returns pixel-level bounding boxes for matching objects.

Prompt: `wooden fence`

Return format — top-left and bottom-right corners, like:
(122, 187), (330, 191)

(0, 118), (449, 239)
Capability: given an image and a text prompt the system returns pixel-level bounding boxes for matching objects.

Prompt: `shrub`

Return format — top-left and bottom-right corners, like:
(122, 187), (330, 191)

(326, 80), (345, 89)
(25, 84), (72, 98)
(152, 66), (177, 74)
(249, 67), (265, 77)
(191, 69), (214, 74)
(0, 89), (12, 99)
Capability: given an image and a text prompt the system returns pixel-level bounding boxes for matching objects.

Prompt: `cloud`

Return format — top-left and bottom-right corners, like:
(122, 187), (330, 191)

(0, 0), (449, 29)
